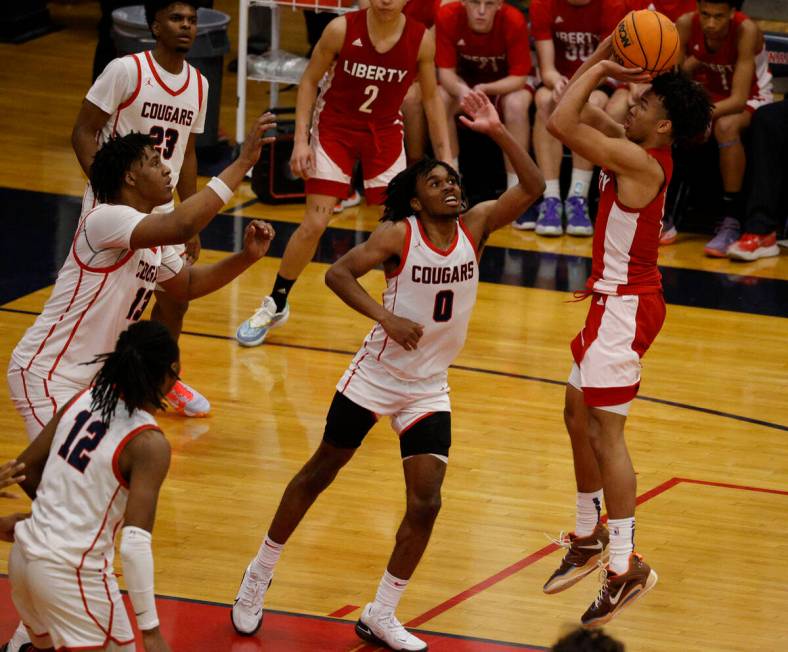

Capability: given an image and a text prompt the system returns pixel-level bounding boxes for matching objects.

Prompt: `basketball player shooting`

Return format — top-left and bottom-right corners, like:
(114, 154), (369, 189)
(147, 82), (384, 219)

(231, 90), (543, 652)
(542, 37), (711, 626)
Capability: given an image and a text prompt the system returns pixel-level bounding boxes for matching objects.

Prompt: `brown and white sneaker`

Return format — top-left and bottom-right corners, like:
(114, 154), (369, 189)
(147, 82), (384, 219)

(581, 553), (658, 628)
(543, 522), (609, 594)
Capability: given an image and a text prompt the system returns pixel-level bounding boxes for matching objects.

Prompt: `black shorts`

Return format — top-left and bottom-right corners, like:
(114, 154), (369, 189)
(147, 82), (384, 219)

(323, 391), (451, 459)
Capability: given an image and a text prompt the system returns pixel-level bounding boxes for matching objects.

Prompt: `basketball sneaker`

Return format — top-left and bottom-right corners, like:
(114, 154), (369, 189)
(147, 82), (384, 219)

(565, 196), (594, 236)
(166, 380), (210, 417)
(512, 200), (541, 230)
(231, 564), (272, 636)
(355, 603), (427, 651)
(0, 625), (32, 652)
(543, 523), (609, 594)
(704, 217), (740, 257)
(235, 296), (290, 347)
(727, 232), (780, 261)
(659, 214), (677, 246)
(535, 197), (563, 236)
(581, 553), (658, 628)
(334, 189), (363, 213)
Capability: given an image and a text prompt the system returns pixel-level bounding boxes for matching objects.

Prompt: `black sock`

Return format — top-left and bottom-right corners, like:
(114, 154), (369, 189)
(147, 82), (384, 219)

(721, 191), (743, 221)
(271, 274), (295, 312)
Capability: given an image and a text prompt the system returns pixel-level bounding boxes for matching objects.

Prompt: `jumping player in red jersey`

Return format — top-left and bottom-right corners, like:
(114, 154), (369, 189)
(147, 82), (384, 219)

(529, 0), (626, 237)
(230, 90), (543, 651)
(72, 1), (212, 418)
(236, 0), (452, 348)
(544, 39), (711, 626)
(435, 0), (535, 223)
(674, 0), (773, 255)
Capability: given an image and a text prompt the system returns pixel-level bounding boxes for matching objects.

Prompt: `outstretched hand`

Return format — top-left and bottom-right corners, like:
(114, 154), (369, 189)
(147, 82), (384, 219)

(0, 459), (25, 498)
(458, 90), (502, 136)
(238, 112), (278, 168)
(242, 220), (276, 262)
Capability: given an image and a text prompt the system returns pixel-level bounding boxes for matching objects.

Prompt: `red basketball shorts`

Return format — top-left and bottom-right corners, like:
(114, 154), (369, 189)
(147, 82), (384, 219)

(569, 292), (666, 407)
(306, 119), (406, 204)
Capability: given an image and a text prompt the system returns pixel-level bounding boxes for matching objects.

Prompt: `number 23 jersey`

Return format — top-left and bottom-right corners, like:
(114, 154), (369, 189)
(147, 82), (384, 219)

(357, 216), (479, 382)
(11, 204), (182, 388)
(14, 388), (161, 570)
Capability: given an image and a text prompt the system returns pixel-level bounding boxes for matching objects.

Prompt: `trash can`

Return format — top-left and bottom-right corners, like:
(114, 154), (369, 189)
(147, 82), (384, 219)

(111, 6), (230, 150)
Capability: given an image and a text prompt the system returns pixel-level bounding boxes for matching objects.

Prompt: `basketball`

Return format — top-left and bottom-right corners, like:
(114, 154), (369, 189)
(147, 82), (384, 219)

(612, 10), (680, 77)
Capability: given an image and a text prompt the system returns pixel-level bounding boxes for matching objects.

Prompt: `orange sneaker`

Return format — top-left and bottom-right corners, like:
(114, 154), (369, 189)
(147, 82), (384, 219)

(727, 232), (779, 261)
(166, 380), (210, 417)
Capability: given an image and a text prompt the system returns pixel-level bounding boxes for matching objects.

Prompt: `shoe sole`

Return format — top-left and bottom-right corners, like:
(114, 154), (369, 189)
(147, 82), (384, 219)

(230, 568), (265, 637)
(566, 227), (593, 237)
(582, 569), (659, 629)
(704, 247), (730, 258)
(543, 551), (608, 595)
(512, 223), (536, 231)
(236, 310), (290, 347)
(535, 229), (563, 237)
(728, 244), (780, 261)
(354, 619), (428, 651)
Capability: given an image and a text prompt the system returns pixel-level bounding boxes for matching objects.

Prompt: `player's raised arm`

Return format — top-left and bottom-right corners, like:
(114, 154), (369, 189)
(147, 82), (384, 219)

(291, 16), (346, 180)
(417, 30), (452, 163)
(325, 222), (424, 351)
(459, 91), (544, 242)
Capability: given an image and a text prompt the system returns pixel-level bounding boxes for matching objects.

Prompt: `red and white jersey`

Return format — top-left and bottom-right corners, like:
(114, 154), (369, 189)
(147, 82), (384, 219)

(315, 9), (425, 130)
(530, 0), (626, 78)
(625, 0), (695, 23)
(82, 51), (208, 213)
(588, 147), (672, 295)
(403, 0), (442, 29)
(352, 216), (479, 381)
(14, 389), (161, 570)
(12, 204), (182, 387)
(435, 2), (532, 86)
(685, 11), (772, 102)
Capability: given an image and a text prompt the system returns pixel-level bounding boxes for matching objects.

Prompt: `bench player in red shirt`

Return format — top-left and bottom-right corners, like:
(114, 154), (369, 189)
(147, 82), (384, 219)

(675, 0), (773, 255)
(435, 0), (535, 224)
(530, 0), (626, 237)
(545, 39), (711, 626)
(236, 0), (451, 347)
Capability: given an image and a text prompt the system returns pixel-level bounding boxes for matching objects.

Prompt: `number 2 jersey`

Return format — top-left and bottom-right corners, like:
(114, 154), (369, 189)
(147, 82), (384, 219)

(14, 389), (161, 570)
(82, 51), (208, 213)
(349, 216), (479, 382)
(11, 204), (182, 388)
(315, 9), (425, 131)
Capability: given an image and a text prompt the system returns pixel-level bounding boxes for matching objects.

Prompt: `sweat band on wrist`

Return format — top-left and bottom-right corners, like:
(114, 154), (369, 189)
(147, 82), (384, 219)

(207, 176), (234, 204)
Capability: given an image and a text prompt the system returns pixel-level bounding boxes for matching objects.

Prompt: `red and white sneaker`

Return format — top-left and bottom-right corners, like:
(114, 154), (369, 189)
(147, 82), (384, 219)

(334, 190), (362, 213)
(727, 232), (780, 261)
(166, 380), (210, 417)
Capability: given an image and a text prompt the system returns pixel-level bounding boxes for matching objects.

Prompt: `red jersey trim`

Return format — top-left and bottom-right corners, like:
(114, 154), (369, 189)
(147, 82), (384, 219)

(458, 217), (479, 259)
(398, 411), (435, 436)
(196, 67), (204, 111)
(416, 218), (460, 256)
(112, 424), (163, 489)
(341, 352), (370, 393)
(71, 208), (137, 273)
(144, 50), (191, 96)
(386, 219), (412, 279)
(582, 383), (640, 406)
(113, 54), (143, 136)
(20, 369), (46, 429)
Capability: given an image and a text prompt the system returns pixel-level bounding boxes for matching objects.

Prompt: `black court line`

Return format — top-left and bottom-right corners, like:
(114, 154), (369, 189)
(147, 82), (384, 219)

(2, 306), (783, 432)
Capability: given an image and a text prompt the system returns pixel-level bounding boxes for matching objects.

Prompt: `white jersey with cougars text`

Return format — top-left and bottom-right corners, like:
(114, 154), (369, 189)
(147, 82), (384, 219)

(82, 50), (208, 213)
(14, 388), (161, 570)
(11, 204), (182, 387)
(355, 215), (479, 381)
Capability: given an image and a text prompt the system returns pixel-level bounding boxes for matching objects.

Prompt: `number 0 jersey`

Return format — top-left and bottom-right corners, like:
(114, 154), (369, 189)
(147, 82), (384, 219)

(11, 204), (182, 388)
(315, 9), (425, 130)
(14, 389), (161, 571)
(350, 216), (479, 382)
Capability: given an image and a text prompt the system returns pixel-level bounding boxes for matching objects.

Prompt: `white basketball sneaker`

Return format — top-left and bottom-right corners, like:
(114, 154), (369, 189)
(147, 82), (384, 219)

(1, 623), (32, 652)
(354, 602), (427, 651)
(165, 380), (210, 417)
(231, 564), (271, 636)
(235, 296), (290, 347)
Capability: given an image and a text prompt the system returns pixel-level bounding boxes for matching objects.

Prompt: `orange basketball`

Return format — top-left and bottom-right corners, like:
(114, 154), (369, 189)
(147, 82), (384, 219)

(612, 10), (680, 77)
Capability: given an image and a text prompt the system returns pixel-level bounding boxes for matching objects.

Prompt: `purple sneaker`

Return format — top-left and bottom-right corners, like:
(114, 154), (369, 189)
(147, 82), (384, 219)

(565, 196), (593, 236)
(535, 197), (563, 236)
(513, 200), (541, 230)
(704, 217), (741, 258)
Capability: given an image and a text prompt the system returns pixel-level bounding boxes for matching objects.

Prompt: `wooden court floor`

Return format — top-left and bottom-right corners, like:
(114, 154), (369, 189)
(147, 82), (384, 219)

(1, 3), (787, 651)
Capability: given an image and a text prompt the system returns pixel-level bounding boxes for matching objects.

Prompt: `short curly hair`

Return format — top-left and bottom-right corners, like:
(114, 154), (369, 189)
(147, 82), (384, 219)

(381, 158), (466, 222)
(651, 70), (713, 146)
(89, 132), (154, 204)
(144, 0), (200, 29)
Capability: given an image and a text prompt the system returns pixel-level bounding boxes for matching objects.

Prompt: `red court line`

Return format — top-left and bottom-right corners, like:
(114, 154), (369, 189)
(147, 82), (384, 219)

(328, 604), (360, 618)
(675, 477), (788, 496)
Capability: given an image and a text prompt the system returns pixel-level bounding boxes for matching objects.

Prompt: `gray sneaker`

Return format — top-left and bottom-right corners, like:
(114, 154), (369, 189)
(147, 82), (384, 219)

(236, 296), (290, 347)
(704, 217), (740, 258)
(535, 197), (563, 236)
(565, 196), (593, 236)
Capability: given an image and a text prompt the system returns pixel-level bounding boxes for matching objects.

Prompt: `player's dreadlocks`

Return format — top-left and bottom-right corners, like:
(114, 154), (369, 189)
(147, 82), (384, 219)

(145, 0), (200, 29)
(651, 70), (713, 146)
(86, 321), (179, 424)
(381, 158), (467, 222)
(89, 132), (154, 204)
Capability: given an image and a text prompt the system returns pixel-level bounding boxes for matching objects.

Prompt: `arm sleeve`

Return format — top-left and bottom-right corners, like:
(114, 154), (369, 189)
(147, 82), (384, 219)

(120, 526), (159, 631)
(157, 246), (184, 283)
(505, 9), (533, 76)
(529, 0), (553, 41)
(84, 205), (149, 250)
(85, 57), (137, 115)
(191, 72), (209, 135)
(434, 8), (458, 69)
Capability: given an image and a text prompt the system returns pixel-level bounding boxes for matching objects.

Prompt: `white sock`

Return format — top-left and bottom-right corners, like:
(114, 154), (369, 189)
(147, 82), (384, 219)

(544, 179), (561, 199)
(608, 517), (635, 574)
(569, 169), (594, 198)
(575, 490), (604, 537)
(507, 172), (518, 189)
(9, 623), (30, 646)
(373, 570), (408, 615)
(251, 534), (283, 580)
